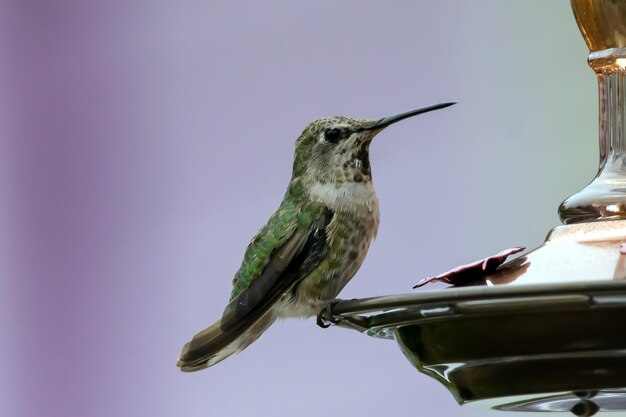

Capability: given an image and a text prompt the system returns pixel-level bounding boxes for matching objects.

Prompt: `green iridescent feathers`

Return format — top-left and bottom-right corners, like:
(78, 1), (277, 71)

(229, 197), (330, 301)
(230, 200), (296, 300)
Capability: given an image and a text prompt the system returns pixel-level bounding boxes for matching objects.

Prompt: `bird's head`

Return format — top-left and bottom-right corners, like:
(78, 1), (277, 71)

(291, 103), (455, 186)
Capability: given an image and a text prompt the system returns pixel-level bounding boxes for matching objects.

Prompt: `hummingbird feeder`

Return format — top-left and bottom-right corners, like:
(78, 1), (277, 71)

(322, 1), (626, 415)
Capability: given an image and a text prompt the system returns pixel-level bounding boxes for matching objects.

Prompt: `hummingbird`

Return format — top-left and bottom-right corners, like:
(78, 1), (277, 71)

(177, 102), (455, 371)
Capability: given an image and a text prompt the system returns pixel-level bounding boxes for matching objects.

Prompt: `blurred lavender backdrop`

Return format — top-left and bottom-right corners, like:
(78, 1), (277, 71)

(2, 1), (595, 416)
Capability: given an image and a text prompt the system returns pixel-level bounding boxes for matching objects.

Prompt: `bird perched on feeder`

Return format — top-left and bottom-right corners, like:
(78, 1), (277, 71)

(177, 102), (455, 371)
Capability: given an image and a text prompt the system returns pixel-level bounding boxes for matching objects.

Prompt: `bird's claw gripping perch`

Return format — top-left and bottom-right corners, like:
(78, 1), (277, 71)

(316, 300), (341, 328)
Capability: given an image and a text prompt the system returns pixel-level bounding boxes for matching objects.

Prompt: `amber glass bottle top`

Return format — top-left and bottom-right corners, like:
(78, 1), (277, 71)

(571, 0), (626, 53)
(559, 1), (626, 223)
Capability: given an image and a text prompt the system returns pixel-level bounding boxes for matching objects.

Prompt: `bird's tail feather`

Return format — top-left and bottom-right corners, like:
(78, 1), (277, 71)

(177, 311), (276, 372)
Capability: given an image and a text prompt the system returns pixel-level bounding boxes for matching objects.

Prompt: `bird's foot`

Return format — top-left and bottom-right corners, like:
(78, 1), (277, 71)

(316, 299), (342, 329)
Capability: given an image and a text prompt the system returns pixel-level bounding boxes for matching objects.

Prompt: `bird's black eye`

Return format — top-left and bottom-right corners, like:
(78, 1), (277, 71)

(324, 128), (341, 143)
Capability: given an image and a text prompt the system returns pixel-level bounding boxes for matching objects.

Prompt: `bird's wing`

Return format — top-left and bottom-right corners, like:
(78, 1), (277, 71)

(221, 201), (333, 330)
(177, 201), (333, 370)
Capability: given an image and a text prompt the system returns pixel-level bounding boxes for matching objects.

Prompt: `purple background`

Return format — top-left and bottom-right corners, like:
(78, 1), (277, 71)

(3, 1), (596, 416)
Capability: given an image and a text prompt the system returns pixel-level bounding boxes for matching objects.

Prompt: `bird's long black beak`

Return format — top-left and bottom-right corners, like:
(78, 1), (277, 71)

(359, 102), (456, 132)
